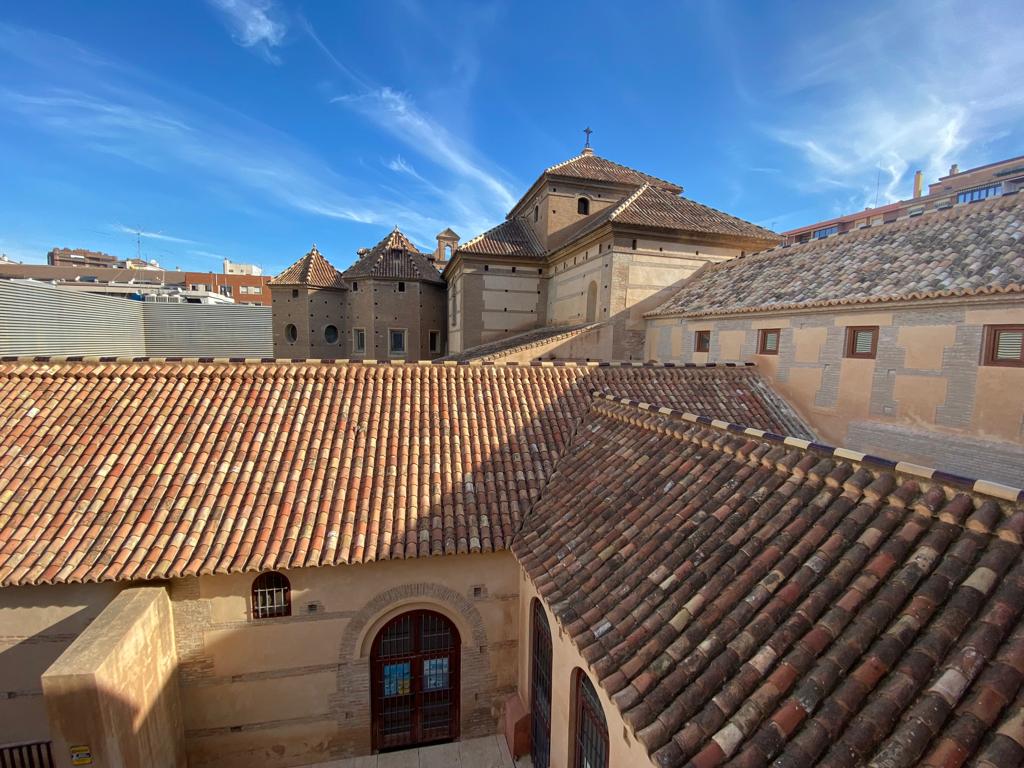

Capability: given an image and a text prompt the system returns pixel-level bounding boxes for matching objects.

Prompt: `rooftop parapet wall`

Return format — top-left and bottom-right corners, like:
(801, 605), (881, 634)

(41, 587), (185, 768)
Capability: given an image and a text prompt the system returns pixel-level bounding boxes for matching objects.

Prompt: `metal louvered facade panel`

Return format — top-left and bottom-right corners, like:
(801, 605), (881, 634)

(0, 280), (145, 356)
(0, 279), (271, 358)
(141, 303), (272, 357)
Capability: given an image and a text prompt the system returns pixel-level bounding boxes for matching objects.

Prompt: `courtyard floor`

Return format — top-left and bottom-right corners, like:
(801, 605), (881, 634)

(301, 735), (529, 768)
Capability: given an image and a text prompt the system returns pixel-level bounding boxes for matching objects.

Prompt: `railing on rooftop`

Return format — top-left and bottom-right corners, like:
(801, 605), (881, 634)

(0, 741), (55, 768)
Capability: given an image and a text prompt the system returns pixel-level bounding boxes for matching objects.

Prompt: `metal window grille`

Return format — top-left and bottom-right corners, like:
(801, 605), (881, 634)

(573, 673), (608, 768)
(530, 600), (553, 768)
(0, 741), (55, 768)
(251, 571), (290, 619)
(371, 610), (460, 752)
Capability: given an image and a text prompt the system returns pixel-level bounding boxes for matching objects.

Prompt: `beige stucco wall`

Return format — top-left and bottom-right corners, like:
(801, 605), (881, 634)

(645, 299), (1024, 483)
(42, 587), (184, 768)
(0, 581), (122, 748)
(173, 551), (520, 767)
(517, 570), (653, 768)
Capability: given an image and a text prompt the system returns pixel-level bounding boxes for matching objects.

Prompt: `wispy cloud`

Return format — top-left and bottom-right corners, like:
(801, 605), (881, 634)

(759, 1), (1024, 206)
(206, 0), (286, 63)
(112, 223), (198, 244)
(0, 23), (456, 252)
(334, 87), (515, 211)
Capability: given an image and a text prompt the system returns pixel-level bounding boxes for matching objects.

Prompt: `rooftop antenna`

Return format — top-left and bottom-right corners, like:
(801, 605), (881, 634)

(135, 228), (142, 261)
(873, 167), (881, 209)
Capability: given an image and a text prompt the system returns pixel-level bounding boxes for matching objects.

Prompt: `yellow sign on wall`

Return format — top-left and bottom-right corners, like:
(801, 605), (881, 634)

(70, 745), (93, 766)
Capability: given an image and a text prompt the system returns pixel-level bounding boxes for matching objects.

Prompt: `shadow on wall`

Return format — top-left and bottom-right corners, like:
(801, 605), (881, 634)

(0, 581), (122, 748)
(40, 587), (186, 768)
(538, 271), (699, 362)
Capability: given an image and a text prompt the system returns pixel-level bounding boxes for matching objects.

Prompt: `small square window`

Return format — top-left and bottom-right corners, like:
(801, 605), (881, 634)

(758, 329), (781, 355)
(353, 328), (366, 354)
(694, 330), (711, 353)
(983, 325), (1024, 366)
(291, 289), (298, 298)
(389, 329), (407, 355)
(398, 281), (405, 292)
(351, 281), (358, 291)
(429, 330), (441, 354)
(845, 326), (879, 359)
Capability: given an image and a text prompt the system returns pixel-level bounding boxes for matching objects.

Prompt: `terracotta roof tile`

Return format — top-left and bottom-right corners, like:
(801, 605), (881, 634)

(552, 184), (778, 253)
(269, 245), (348, 289)
(515, 395), (1024, 767)
(0, 360), (807, 587)
(544, 150), (682, 194)
(457, 218), (545, 260)
(342, 228), (443, 283)
(650, 192), (1024, 318)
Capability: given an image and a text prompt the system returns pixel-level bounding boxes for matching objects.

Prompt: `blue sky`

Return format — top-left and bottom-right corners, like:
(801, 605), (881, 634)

(1, 1), (1022, 274)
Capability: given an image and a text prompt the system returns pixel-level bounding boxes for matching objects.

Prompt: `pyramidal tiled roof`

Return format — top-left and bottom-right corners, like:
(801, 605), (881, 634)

(650, 192), (1024, 318)
(457, 218), (545, 260)
(517, 394), (1024, 768)
(342, 228), (443, 283)
(544, 148), (683, 194)
(269, 245), (347, 289)
(550, 183), (779, 253)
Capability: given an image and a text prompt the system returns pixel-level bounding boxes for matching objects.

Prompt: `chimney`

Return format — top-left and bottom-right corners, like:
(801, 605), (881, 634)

(949, 163), (959, 176)
(913, 170), (923, 198)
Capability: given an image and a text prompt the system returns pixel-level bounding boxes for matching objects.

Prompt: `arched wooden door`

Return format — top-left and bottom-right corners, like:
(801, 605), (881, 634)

(530, 599), (553, 767)
(370, 610), (460, 751)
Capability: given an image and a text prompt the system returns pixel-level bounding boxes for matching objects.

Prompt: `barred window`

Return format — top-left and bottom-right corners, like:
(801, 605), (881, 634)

(252, 571), (291, 619)
(573, 671), (608, 768)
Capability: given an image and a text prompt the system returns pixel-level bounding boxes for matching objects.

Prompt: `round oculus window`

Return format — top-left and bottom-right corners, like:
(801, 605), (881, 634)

(324, 324), (339, 344)
(285, 323), (297, 343)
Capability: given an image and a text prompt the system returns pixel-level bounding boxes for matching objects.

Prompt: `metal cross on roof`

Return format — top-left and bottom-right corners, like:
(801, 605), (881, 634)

(583, 126), (592, 148)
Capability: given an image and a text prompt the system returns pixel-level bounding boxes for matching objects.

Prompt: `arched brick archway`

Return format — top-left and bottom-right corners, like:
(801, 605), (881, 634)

(331, 583), (491, 758)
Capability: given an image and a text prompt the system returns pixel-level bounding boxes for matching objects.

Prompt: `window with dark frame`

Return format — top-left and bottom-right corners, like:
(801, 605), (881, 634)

(398, 281), (405, 292)
(534, 205), (539, 222)
(577, 197), (590, 215)
(252, 571), (291, 619)
(758, 328), (781, 355)
(983, 325), (1024, 367)
(285, 323), (297, 344)
(351, 281), (358, 291)
(429, 330), (440, 354)
(390, 329), (407, 355)
(694, 330), (711, 353)
(353, 328), (366, 354)
(324, 324), (339, 344)
(845, 326), (879, 358)
(572, 671), (608, 768)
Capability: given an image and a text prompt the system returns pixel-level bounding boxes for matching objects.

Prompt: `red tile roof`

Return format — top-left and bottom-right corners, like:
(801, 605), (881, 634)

(456, 218), (545, 260)
(269, 245), (348, 289)
(0, 359), (808, 587)
(650, 192), (1024, 318)
(552, 184), (779, 253)
(508, 148), (683, 218)
(342, 228), (443, 283)
(516, 395), (1024, 768)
